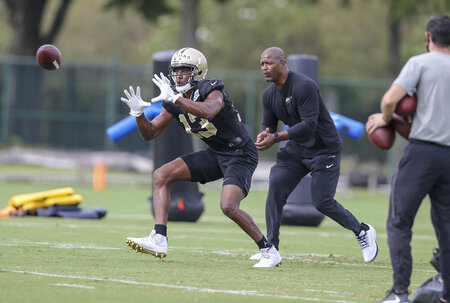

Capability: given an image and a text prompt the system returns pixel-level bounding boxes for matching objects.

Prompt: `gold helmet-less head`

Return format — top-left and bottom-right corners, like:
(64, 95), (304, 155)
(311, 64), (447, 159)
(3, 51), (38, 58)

(169, 47), (208, 93)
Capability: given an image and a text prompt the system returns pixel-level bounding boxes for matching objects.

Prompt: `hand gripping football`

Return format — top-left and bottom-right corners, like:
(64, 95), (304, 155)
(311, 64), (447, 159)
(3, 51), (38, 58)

(36, 44), (62, 71)
(368, 124), (395, 150)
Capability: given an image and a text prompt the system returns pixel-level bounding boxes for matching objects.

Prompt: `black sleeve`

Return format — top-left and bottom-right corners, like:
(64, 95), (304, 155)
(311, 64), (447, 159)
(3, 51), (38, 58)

(287, 81), (318, 141)
(162, 101), (184, 116)
(259, 90), (278, 133)
(198, 79), (225, 99)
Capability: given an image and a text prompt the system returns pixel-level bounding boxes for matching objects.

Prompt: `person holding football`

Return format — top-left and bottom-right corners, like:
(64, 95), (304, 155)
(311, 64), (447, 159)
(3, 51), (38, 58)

(121, 47), (280, 267)
(366, 14), (450, 303)
(252, 46), (378, 267)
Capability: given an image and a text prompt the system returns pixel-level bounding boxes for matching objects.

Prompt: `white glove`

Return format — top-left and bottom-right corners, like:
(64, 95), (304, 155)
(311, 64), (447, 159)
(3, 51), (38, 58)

(151, 72), (181, 103)
(121, 86), (152, 117)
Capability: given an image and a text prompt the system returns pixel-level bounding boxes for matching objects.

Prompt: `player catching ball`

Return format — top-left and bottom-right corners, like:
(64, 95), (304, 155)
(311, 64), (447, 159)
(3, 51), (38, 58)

(121, 47), (280, 267)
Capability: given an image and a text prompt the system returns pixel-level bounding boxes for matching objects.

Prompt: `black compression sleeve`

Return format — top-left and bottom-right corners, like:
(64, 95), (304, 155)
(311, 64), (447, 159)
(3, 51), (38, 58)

(286, 119), (316, 141)
(260, 93), (278, 133)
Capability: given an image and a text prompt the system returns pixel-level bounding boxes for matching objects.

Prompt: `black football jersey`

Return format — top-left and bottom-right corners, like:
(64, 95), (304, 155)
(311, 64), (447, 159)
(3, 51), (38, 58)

(163, 79), (251, 152)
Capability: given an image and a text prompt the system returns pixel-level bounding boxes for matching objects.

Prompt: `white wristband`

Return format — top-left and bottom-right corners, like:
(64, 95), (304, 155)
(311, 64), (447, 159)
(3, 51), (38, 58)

(130, 110), (143, 117)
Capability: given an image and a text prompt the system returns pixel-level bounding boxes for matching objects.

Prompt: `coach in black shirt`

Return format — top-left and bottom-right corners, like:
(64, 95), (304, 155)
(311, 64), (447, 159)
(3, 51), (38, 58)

(253, 47), (378, 267)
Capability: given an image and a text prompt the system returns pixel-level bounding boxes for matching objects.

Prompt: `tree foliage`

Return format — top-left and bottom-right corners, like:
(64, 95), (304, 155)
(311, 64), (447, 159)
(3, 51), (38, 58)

(0, 0), (175, 56)
(103, 0), (174, 21)
(385, 0), (450, 74)
(1, 0), (448, 76)
(388, 0), (450, 21)
(2, 0), (72, 55)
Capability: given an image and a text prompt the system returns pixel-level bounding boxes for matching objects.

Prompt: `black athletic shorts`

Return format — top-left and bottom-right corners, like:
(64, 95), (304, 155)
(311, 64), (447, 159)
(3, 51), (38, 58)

(181, 140), (258, 197)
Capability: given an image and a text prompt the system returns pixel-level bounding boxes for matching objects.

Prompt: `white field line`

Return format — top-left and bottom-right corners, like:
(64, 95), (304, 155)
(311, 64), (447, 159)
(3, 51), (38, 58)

(51, 283), (95, 289)
(106, 213), (153, 219)
(96, 213), (263, 224)
(170, 234), (249, 243)
(0, 219), (437, 241)
(107, 214), (235, 223)
(0, 221), (146, 231)
(293, 259), (435, 273)
(1, 240), (119, 250)
(1, 239), (436, 273)
(189, 250), (435, 274)
(106, 214), (436, 237)
(304, 289), (354, 296)
(1, 268), (365, 303)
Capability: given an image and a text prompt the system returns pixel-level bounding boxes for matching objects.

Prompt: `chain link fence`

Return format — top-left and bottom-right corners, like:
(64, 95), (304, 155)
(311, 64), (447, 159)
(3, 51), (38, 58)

(0, 55), (394, 165)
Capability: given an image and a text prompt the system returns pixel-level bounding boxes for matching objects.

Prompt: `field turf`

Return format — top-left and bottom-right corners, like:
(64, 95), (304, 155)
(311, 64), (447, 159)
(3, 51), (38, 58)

(0, 181), (438, 302)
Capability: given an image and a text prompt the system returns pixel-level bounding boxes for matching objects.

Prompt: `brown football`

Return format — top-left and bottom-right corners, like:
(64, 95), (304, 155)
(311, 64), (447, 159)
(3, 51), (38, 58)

(395, 94), (417, 117)
(368, 124), (396, 150)
(392, 113), (412, 140)
(36, 44), (62, 71)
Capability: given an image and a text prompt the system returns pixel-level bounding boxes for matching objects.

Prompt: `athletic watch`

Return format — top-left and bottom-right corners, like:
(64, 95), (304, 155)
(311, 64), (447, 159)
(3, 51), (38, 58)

(382, 115), (394, 125)
(273, 132), (280, 143)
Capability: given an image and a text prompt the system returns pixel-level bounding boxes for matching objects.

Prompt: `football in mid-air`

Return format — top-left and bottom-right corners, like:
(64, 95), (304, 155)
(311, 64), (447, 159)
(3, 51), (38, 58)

(36, 44), (62, 71)
(392, 113), (412, 140)
(395, 94), (417, 117)
(368, 124), (395, 150)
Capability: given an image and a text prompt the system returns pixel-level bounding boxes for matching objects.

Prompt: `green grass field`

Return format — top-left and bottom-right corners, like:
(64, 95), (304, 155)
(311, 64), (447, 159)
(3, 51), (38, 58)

(0, 181), (438, 303)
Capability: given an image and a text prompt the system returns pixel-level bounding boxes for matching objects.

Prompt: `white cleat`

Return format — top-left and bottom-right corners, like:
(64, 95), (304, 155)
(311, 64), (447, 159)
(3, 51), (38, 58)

(125, 230), (168, 258)
(357, 223), (378, 263)
(249, 252), (261, 260)
(253, 246), (282, 268)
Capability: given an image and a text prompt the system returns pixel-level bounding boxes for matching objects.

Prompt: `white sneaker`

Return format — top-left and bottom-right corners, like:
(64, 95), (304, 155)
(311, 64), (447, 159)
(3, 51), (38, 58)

(249, 252), (261, 260)
(125, 230), (168, 258)
(253, 246), (282, 268)
(357, 223), (378, 263)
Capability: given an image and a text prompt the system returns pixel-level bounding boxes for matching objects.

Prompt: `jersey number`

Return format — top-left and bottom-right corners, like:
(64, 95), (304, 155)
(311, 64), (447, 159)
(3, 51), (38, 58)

(178, 113), (218, 138)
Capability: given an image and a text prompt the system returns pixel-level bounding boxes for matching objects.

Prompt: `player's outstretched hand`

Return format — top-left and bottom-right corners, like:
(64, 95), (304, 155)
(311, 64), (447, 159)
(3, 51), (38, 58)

(151, 72), (181, 103)
(121, 86), (152, 117)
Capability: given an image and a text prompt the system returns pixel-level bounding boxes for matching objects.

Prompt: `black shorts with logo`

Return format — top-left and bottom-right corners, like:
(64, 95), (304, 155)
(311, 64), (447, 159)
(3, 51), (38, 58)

(181, 140), (258, 197)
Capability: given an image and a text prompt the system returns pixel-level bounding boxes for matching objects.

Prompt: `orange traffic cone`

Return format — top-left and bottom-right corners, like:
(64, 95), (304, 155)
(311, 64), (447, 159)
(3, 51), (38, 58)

(93, 161), (107, 191)
(0, 205), (18, 218)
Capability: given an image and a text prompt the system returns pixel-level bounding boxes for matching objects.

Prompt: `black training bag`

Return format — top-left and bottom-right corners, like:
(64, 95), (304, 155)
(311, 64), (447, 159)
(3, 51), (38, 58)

(411, 274), (443, 303)
(412, 248), (442, 303)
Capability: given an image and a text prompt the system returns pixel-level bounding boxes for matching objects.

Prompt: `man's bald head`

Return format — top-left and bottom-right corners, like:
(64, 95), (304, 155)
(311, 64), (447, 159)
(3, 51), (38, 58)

(261, 47), (286, 62)
(259, 47), (288, 87)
